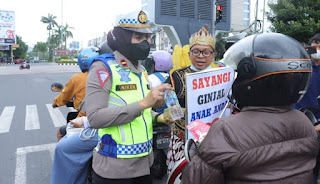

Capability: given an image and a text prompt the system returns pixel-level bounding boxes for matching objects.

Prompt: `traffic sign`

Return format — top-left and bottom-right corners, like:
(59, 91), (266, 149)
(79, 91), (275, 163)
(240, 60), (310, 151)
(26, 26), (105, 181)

(12, 44), (19, 48)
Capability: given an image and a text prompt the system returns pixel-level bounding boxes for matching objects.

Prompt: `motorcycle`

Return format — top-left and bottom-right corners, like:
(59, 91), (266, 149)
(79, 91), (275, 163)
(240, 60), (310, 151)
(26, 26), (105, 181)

(151, 122), (171, 179)
(19, 62), (30, 70)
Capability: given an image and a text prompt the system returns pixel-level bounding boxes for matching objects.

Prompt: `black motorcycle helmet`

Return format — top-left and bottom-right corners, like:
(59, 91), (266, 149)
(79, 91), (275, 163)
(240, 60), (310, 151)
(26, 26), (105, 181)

(99, 40), (113, 55)
(223, 33), (312, 107)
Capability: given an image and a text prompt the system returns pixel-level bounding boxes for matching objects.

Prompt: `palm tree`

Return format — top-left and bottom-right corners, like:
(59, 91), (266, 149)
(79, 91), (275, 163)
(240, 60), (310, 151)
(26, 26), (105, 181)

(41, 14), (58, 61)
(41, 14), (58, 44)
(62, 23), (74, 50)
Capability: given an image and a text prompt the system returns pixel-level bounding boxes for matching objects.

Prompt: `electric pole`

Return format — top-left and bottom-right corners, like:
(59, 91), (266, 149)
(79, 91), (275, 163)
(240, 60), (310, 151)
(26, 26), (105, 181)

(254, 0), (259, 33)
(212, 0), (216, 36)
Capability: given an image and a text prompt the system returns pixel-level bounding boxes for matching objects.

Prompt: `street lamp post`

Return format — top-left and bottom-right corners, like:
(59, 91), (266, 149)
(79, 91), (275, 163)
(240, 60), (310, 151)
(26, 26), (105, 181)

(60, 0), (64, 49)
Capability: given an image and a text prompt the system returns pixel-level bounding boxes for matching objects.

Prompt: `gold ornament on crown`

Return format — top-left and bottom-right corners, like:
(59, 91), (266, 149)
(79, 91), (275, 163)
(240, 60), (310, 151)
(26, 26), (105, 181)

(189, 25), (216, 49)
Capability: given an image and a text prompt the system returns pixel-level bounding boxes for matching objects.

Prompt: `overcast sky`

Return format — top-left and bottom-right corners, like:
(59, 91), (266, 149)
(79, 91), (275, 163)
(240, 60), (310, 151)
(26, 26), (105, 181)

(1, 0), (142, 48)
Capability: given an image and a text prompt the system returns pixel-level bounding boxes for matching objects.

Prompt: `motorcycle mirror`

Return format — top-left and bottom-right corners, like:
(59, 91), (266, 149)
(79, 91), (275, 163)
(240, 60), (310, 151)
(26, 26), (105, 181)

(51, 83), (64, 92)
(184, 138), (199, 163)
(317, 95), (320, 106)
(301, 108), (318, 126)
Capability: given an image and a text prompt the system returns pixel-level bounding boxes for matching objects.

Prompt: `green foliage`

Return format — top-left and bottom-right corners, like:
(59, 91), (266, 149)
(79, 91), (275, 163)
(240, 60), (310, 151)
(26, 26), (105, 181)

(40, 13), (74, 62)
(59, 55), (69, 59)
(57, 59), (77, 63)
(13, 35), (28, 59)
(33, 42), (47, 53)
(40, 14), (58, 32)
(267, 0), (320, 43)
(214, 32), (230, 60)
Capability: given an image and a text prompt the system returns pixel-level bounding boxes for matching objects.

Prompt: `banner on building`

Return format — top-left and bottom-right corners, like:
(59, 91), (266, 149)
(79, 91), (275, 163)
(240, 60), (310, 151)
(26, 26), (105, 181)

(0, 45), (9, 50)
(54, 50), (71, 56)
(0, 10), (16, 45)
(185, 66), (235, 140)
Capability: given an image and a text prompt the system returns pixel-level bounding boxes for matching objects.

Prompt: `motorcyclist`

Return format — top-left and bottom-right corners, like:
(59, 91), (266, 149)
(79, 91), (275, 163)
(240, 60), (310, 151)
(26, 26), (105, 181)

(53, 47), (99, 141)
(146, 50), (173, 179)
(147, 50), (173, 113)
(148, 50), (173, 88)
(182, 33), (320, 183)
(50, 45), (111, 184)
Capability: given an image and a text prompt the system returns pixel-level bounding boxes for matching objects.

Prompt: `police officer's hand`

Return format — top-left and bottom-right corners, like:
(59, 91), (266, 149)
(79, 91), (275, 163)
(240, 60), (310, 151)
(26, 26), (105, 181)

(139, 83), (173, 110)
(157, 113), (175, 125)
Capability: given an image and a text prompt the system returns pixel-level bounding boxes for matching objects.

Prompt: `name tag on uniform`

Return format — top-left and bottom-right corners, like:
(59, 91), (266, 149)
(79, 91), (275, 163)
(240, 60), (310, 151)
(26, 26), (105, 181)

(116, 84), (137, 91)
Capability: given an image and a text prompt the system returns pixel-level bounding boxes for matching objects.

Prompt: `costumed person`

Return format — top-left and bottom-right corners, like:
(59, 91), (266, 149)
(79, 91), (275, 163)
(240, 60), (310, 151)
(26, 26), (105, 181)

(50, 47), (101, 184)
(165, 24), (219, 174)
(85, 10), (173, 184)
(181, 33), (320, 183)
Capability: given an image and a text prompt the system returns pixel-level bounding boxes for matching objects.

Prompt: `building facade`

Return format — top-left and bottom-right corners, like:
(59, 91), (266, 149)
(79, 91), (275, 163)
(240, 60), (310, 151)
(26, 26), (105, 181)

(141, 0), (268, 49)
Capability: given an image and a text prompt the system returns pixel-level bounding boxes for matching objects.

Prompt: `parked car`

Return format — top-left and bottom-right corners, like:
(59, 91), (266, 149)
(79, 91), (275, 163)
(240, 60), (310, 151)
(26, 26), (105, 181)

(14, 59), (24, 64)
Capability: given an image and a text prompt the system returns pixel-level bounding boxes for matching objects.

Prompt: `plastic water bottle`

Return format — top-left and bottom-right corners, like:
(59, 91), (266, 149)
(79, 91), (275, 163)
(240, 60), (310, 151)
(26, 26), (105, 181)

(164, 90), (184, 120)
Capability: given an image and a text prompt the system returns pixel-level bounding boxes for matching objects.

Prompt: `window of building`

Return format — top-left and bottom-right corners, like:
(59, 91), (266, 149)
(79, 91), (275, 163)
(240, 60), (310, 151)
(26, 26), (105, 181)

(244, 0), (249, 2)
(142, 5), (147, 11)
(244, 4), (249, 10)
(244, 20), (249, 26)
(244, 12), (249, 18)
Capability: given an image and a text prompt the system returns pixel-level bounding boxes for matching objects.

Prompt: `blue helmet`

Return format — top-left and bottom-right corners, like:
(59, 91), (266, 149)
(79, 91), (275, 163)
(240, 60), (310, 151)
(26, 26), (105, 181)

(78, 47), (99, 72)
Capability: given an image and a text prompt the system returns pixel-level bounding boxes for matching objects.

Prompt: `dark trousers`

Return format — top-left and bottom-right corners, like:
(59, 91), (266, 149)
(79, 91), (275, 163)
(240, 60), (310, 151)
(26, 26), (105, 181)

(92, 170), (153, 184)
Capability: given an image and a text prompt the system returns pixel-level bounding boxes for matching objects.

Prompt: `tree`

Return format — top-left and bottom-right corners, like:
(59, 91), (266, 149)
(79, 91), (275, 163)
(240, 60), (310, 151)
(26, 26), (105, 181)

(41, 14), (58, 44)
(33, 42), (48, 60)
(41, 13), (58, 61)
(215, 32), (230, 60)
(267, 0), (320, 43)
(62, 23), (74, 49)
(13, 35), (28, 59)
(33, 42), (47, 53)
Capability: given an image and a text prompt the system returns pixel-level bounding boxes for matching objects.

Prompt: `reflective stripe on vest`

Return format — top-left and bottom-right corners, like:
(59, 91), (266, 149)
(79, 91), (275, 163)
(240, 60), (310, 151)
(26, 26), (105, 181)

(97, 59), (153, 158)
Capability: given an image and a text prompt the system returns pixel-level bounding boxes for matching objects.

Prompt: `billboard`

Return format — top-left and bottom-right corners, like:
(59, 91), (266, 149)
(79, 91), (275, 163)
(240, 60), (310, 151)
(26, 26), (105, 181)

(0, 10), (16, 45)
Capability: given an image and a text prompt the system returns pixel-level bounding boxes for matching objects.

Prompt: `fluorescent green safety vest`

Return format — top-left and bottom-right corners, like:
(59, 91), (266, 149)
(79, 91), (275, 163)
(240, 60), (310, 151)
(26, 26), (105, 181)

(97, 58), (153, 159)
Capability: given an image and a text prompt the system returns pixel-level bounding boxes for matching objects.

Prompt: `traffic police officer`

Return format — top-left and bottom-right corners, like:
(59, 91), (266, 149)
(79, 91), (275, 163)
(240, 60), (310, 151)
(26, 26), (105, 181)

(85, 10), (173, 183)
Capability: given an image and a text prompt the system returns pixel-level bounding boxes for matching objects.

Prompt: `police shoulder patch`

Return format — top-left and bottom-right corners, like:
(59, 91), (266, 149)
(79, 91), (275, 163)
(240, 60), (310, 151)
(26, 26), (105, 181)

(96, 69), (110, 88)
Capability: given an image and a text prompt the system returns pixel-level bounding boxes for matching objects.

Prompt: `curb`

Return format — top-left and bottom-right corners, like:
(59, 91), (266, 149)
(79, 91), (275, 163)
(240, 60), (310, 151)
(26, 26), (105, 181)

(57, 63), (78, 65)
(0, 63), (15, 66)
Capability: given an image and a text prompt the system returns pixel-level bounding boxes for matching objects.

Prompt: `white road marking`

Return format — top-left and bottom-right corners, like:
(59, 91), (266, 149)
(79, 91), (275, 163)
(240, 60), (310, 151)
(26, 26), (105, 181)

(0, 106), (15, 133)
(14, 143), (56, 184)
(46, 104), (66, 127)
(25, 105), (40, 130)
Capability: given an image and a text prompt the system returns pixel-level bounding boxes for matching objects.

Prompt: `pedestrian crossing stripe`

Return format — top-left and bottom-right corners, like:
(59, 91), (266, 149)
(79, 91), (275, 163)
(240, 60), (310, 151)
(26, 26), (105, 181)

(0, 104), (73, 134)
(0, 106), (15, 133)
(46, 104), (66, 128)
(25, 105), (40, 130)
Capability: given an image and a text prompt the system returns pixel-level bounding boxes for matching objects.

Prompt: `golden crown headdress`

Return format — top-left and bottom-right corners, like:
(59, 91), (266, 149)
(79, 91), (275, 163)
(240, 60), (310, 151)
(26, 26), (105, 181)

(189, 24), (216, 49)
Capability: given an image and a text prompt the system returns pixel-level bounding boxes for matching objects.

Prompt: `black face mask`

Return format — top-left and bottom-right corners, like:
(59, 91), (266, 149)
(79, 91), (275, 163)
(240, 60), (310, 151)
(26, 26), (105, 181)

(127, 40), (150, 61)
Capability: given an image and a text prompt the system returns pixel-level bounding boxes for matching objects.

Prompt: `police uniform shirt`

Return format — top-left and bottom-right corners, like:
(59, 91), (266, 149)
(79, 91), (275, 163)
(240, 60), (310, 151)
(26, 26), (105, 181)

(86, 51), (156, 179)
